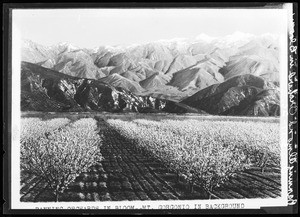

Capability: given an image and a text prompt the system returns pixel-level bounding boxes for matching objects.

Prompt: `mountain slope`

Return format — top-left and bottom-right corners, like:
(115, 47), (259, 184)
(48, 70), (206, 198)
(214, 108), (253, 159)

(99, 73), (145, 94)
(52, 50), (107, 79)
(120, 70), (142, 82)
(181, 74), (279, 116)
(22, 39), (57, 63)
(21, 33), (281, 116)
(168, 58), (224, 91)
(22, 62), (203, 113)
(139, 72), (169, 90)
(21, 61), (111, 111)
(220, 37), (279, 82)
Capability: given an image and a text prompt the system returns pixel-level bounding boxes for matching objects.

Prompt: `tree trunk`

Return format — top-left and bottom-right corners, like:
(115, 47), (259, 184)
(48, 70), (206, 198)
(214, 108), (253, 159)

(176, 172), (180, 184)
(209, 186), (213, 200)
(189, 182), (194, 193)
(55, 190), (59, 202)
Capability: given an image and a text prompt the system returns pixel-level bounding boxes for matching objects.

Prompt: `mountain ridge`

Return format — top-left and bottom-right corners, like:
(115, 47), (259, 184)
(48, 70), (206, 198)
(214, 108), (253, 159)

(20, 33), (280, 116)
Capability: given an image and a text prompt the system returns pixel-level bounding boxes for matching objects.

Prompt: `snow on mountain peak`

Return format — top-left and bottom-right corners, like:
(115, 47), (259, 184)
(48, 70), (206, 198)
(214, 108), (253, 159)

(195, 34), (217, 43)
(154, 38), (190, 47)
(86, 32), (279, 54)
(59, 42), (80, 50)
(212, 32), (255, 48)
(221, 32), (255, 44)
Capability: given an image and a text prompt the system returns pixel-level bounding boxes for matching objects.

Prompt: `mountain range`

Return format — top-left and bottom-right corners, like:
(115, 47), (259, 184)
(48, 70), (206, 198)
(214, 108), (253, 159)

(20, 32), (280, 116)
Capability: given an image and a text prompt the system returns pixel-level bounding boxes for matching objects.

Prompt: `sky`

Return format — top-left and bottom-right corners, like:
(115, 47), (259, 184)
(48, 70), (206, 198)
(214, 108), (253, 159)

(13, 8), (287, 48)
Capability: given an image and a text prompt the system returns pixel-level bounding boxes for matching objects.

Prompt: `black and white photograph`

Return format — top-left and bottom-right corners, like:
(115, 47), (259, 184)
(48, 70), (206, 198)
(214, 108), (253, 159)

(4, 3), (298, 213)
